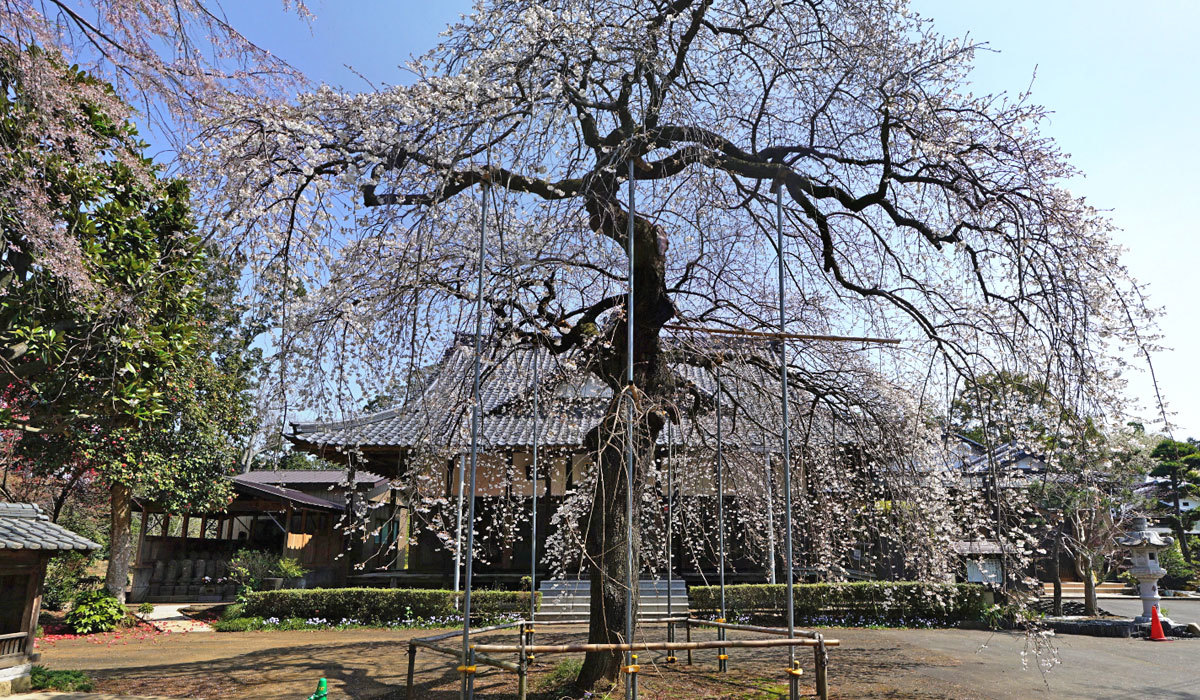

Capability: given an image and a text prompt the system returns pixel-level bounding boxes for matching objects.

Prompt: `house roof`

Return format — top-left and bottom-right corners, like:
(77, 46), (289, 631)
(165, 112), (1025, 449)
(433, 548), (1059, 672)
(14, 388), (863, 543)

(229, 476), (345, 512)
(0, 503), (101, 552)
(960, 442), (1046, 474)
(289, 338), (791, 453)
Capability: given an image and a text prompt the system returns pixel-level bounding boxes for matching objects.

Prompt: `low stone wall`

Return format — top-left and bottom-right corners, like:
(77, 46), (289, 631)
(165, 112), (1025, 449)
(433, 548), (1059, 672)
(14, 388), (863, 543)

(0, 663), (32, 697)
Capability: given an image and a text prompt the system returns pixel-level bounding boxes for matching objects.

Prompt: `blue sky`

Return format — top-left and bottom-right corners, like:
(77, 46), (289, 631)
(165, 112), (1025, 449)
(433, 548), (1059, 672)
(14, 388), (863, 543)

(220, 1), (1200, 437)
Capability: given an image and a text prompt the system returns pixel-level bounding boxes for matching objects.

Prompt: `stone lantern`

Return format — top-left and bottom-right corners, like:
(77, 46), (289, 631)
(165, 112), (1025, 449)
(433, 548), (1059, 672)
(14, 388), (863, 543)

(1117, 516), (1174, 624)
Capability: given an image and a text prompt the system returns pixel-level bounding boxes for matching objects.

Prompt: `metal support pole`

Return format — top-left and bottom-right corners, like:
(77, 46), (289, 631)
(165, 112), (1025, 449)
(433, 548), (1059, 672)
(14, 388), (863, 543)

(529, 347), (540, 653)
(775, 182), (799, 700)
(405, 642), (417, 700)
(625, 158), (636, 700)
(466, 647), (476, 699)
(665, 423), (676, 662)
(460, 182), (489, 700)
(716, 364), (727, 673)
(454, 454), (466, 593)
(764, 435), (776, 585)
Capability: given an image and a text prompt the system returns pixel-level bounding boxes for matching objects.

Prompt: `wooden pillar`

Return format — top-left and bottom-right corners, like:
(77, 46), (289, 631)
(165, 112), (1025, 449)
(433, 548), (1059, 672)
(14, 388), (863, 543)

(135, 510), (148, 566)
(283, 502), (294, 555)
(160, 513), (170, 537)
(23, 556), (47, 657)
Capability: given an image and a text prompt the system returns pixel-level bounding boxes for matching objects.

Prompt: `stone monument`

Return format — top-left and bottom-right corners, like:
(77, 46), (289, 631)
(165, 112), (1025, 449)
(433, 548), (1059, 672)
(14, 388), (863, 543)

(1116, 516), (1173, 624)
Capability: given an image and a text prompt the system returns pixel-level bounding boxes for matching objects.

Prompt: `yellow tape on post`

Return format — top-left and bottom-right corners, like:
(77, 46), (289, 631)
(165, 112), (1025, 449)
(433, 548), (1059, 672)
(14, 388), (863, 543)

(456, 665), (477, 675)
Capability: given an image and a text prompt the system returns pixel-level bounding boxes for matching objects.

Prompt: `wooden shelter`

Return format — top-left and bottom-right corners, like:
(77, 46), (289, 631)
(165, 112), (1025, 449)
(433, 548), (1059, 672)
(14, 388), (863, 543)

(129, 472), (369, 602)
(0, 503), (99, 696)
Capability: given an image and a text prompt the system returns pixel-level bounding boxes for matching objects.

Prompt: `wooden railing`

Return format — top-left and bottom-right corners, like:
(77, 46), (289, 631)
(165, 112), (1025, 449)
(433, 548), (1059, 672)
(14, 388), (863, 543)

(0, 632), (27, 657)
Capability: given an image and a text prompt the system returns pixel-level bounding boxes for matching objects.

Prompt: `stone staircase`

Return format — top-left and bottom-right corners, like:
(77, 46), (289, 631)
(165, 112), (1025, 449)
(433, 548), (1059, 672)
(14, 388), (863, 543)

(1041, 581), (1130, 597)
(535, 578), (690, 622)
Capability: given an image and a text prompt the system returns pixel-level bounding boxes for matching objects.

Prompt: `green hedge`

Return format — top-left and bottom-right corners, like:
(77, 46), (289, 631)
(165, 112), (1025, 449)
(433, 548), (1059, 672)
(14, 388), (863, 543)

(691, 582), (988, 626)
(241, 588), (538, 624)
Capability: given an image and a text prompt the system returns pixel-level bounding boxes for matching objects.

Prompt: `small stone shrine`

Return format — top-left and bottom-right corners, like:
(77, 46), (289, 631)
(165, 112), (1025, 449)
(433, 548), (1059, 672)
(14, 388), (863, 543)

(1116, 516), (1173, 625)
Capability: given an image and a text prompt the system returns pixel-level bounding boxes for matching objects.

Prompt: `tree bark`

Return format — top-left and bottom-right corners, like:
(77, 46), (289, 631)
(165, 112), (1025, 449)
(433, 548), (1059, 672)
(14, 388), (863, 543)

(573, 190), (675, 691)
(105, 481), (134, 602)
(576, 421), (645, 691)
(1073, 552), (1097, 617)
(1170, 476), (1192, 563)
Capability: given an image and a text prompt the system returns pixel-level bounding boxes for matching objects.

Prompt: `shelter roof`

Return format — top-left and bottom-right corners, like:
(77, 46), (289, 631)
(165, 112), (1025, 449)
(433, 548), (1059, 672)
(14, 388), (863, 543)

(229, 476), (346, 512)
(0, 502), (101, 552)
(237, 469), (387, 488)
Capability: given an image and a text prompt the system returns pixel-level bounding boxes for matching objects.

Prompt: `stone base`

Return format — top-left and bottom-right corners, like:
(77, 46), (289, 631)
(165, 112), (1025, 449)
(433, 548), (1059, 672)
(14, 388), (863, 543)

(0, 663), (32, 697)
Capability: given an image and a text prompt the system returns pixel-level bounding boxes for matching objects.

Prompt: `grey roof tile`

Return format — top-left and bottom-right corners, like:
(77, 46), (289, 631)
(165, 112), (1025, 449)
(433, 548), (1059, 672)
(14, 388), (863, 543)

(0, 503), (101, 552)
(290, 339), (791, 452)
(236, 469), (387, 487)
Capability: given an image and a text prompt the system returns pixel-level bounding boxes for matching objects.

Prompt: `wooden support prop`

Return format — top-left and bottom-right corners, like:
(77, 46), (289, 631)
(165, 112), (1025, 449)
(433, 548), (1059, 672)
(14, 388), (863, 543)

(687, 618), (819, 639)
(412, 620), (524, 644)
(686, 621), (693, 665)
(472, 637), (838, 655)
(815, 636), (829, 700)
(662, 323), (901, 345)
(411, 639), (520, 673)
(405, 643), (417, 700)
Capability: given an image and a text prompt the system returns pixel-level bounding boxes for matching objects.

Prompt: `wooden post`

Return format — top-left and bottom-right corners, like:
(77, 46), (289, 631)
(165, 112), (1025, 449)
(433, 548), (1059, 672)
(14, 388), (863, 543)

(517, 629), (528, 700)
(405, 642), (417, 700)
(135, 510), (148, 566)
(23, 556), (47, 657)
(815, 636), (828, 700)
(284, 502), (295, 556)
(161, 512), (170, 537)
(685, 620), (693, 665)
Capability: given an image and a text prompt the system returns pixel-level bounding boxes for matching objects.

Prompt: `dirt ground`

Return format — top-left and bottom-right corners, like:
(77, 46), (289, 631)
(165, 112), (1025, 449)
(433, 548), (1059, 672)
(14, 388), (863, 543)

(35, 623), (1200, 699)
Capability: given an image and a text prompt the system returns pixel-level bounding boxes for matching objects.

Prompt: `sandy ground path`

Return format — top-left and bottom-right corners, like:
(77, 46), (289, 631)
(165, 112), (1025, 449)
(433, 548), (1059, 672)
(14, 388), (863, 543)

(34, 624), (1200, 699)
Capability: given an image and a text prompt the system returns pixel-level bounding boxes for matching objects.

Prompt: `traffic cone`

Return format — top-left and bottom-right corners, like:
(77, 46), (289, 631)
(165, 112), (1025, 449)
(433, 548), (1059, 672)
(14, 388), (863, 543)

(1148, 605), (1169, 642)
(306, 678), (328, 699)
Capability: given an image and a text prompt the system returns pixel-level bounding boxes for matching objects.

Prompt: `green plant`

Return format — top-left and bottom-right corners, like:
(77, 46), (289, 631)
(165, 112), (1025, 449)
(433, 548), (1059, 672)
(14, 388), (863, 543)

(212, 616), (265, 632)
(30, 666), (93, 692)
(536, 658), (583, 693)
(239, 587), (538, 625)
(41, 553), (94, 612)
(520, 575), (533, 592)
(229, 549), (278, 590)
(273, 557), (307, 579)
(1158, 542), (1197, 591)
(64, 590), (126, 634)
(136, 601), (155, 614)
(690, 582), (989, 627)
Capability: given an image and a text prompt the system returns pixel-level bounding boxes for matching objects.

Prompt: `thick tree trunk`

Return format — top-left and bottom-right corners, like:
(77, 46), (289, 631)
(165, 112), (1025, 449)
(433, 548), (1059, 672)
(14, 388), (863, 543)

(574, 190), (675, 691)
(105, 481), (134, 602)
(1074, 553), (1097, 617)
(576, 425), (647, 691)
(1171, 478), (1192, 563)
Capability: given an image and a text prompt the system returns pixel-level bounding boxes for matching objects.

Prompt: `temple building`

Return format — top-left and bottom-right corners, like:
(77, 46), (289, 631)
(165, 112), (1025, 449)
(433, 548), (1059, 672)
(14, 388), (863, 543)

(286, 335), (865, 588)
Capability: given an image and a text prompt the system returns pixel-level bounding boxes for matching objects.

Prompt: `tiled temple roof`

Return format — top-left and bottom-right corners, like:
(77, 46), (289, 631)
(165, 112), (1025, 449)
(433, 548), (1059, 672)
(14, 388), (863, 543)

(289, 338), (789, 452)
(0, 503), (101, 552)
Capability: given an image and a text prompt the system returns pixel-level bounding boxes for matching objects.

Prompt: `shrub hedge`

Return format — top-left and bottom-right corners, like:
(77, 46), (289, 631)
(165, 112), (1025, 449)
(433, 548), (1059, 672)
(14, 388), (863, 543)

(690, 582), (988, 625)
(241, 587), (538, 624)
